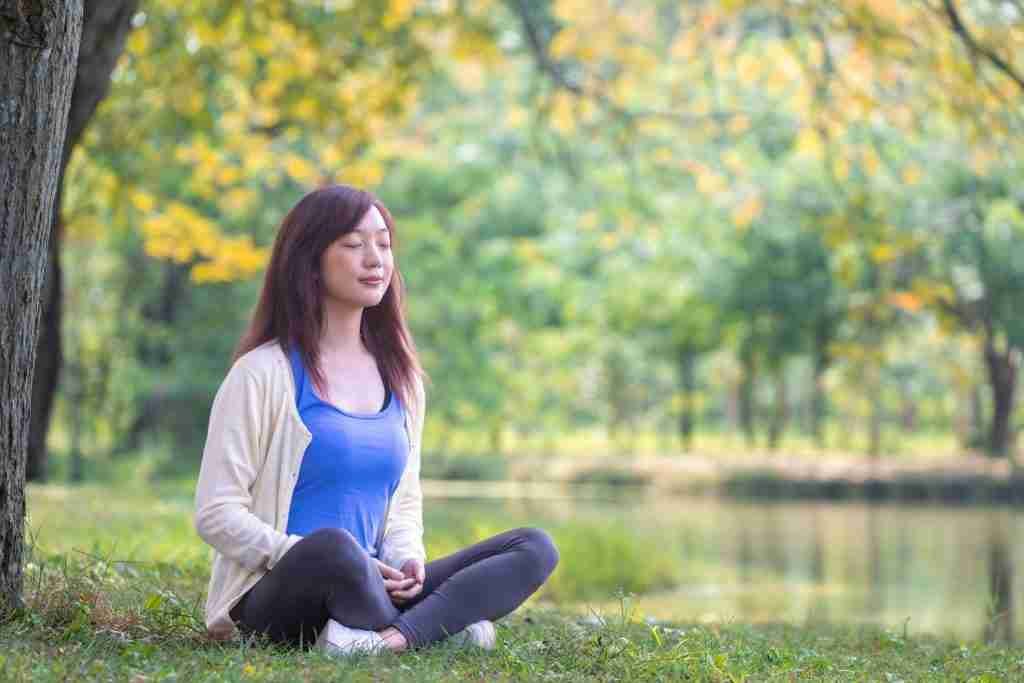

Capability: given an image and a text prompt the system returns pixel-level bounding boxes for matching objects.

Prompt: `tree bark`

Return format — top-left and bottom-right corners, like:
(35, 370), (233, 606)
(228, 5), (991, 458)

(26, 0), (139, 482)
(0, 0), (84, 615)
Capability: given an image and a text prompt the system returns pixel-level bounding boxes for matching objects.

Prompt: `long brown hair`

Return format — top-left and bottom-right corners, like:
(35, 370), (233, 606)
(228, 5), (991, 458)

(234, 184), (426, 412)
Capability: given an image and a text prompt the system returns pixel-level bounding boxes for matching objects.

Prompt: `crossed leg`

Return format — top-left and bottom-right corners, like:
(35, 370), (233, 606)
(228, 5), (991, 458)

(230, 526), (559, 650)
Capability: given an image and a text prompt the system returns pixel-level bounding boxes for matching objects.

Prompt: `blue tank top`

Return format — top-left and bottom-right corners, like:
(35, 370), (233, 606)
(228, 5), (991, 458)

(285, 347), (409, 557)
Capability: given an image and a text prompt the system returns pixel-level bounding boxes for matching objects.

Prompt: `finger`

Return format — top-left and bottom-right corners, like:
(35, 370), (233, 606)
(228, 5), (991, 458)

(374, 560), (405, 581)
(390, 584), (423, 601)
(384, 577), (416, 592)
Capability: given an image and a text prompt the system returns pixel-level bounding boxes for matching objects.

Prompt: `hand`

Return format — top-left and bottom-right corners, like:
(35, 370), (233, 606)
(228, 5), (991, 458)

(390, 558), (425, 606)
(373, 558), (417, 597)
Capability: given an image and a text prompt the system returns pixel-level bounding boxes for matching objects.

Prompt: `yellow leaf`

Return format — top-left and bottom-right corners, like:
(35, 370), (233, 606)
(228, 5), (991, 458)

(736, 53), (762, 85)
(902, 164), (922, 185)
(341, 159), (384, 188)
(732, 196), (763, 228)
(383, 0), (415, 30)
(795, 128), (823, 159)
(452, 62), (486, 92)
(284, 154), (321, 186)
(863, 147), (881, 175)
(130, 190), (156, 213)
(728, 114), (750, 135)
(886, 291), (923, 313)
(549, 28), (578, 60)
(870, 244), (897, 264)
(695, 169), (727, 195)
(551, 92), (576, 134)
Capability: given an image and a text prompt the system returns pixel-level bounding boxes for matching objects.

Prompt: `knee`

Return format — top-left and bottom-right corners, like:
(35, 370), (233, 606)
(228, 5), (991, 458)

(305, 527), (367, 575)
(516, 527), (559, 580)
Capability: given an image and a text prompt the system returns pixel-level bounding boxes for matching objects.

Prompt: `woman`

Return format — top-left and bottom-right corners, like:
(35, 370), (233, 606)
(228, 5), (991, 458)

(194, 184), (559, 655)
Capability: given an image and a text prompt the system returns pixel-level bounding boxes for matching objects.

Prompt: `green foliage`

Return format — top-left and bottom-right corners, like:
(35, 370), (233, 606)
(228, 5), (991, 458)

(50, 0), (1024, 474)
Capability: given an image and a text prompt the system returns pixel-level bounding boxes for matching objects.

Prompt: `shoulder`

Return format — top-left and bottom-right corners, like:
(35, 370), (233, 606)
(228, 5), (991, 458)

(233, 339), (288, 378)
(217, 340), (288, 399)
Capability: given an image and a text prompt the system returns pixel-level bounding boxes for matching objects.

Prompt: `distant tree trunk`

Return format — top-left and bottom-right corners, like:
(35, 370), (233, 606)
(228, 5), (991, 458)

(0, 0), (84, 614)
(68, 358), (85, 483)
(866, 364), (883, 458)
(900, 379), (917, 432)
(970, 383), (985, 446)
(984, 340), (1019, 458)
(868, 391), (883, 459)
(677, 347), (697, 450)
(27, 0), (140, 482)
(767, 368), (787, 450)
(489, 419), (504, 456)
(606, 348), (629, 455)
(739, 340), (757, 447)
(810, 324), (832, 449)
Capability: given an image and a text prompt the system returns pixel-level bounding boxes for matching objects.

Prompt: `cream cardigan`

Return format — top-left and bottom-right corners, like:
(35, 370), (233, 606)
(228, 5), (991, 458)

(193, 339), (426, 640)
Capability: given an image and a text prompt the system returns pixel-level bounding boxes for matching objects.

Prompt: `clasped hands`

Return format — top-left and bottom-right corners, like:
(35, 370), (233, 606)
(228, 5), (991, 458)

(373, 558), (425, 606)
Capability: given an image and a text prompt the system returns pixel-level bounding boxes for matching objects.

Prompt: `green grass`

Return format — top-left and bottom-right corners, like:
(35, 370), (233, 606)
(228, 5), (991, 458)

(4, 482), (1024, 680)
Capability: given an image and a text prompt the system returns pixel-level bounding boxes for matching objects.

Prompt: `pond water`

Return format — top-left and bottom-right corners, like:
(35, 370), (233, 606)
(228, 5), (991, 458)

(427, 489), (1023, 643)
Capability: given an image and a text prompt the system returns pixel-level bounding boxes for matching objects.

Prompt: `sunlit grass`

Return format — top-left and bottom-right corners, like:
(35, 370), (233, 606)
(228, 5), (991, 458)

(430, 423), (973, 461)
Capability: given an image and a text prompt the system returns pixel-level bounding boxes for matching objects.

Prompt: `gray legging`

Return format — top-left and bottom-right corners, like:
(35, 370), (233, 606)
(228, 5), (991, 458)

(229, 526), (559, 650)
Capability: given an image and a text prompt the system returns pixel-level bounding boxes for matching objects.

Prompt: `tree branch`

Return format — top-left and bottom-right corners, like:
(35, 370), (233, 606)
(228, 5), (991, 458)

(942, 0), (1024, 96)
(504, 0), (754, 130)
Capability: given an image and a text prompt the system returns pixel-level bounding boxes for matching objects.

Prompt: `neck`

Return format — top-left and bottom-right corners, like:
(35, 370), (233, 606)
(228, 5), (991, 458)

(319, 296), (366, 356)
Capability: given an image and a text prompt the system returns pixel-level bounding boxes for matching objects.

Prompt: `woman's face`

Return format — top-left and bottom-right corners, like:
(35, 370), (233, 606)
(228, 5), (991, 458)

(318, 205), (394, 309)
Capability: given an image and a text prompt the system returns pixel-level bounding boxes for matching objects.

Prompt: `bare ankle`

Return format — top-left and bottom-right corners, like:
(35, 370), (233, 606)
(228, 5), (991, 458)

(378, 626), (408, 651)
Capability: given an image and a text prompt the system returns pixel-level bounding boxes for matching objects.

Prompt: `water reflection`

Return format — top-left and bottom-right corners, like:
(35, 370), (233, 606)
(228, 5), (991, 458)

(985, 511), (1013, 642)
(430, 492), (1023, 643)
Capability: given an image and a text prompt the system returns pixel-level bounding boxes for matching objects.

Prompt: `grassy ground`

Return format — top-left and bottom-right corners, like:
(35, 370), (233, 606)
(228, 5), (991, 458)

(3, 482), (1024, 681)
(4, 587), (1022, 682)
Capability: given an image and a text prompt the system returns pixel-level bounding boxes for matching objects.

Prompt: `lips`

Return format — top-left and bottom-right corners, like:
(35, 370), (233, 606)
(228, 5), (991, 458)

(359, 277), (384, 285)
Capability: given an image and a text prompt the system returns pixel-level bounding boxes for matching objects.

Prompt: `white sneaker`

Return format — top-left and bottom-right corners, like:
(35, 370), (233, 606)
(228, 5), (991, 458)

(315, 618), (387, 656)
(448, 620), (497, 650)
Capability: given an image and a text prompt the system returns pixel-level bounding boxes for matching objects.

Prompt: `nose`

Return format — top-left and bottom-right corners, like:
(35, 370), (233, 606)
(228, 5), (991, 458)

(364, 244), (383, 268)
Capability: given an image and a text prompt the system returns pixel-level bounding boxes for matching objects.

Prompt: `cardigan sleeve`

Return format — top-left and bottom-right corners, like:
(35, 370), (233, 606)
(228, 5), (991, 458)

(194, 362), (302, 572)
(378, 375), (427, 570)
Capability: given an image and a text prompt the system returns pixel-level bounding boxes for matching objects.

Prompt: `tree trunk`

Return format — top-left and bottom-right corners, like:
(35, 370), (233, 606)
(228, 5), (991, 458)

(900, 378), (917, 432)
(867, 364), (883, 458)
(970, 382), (985, 447)
(489, 419), (503, 456)
(767, 368), (788, 450)
(869, 390), (883, 458)
(739, 340), (757, 447)
(606, 348), (629, 456)
(0, 0), (84, 615)
(677, 347), (697, 451)
(984, 340), (1019, 458)
(810, 326), (831, 449)
(27, 0), (140, 482)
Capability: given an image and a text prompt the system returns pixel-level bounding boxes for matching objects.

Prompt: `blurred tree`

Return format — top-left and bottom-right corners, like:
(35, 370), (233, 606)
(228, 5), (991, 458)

(927, 163), (1024, 457)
